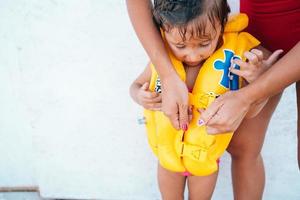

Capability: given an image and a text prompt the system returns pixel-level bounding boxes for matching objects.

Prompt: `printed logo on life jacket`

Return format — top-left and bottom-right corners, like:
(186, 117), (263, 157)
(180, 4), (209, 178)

(155, 77), (162, 93)
(214, 49), (241, 90)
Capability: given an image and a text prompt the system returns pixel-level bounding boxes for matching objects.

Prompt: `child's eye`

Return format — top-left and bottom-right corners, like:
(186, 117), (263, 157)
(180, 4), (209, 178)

(175, 45), (186, 49)
(199, 42), (211, 47)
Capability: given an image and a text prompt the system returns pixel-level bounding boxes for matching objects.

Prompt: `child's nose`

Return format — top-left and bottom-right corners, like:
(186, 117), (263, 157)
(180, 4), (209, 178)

(185, 51), (202, 63)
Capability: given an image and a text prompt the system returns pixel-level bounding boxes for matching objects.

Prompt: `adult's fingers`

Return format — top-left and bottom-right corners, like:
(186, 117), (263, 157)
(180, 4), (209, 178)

(200, 98), (223, 124)
(178, 103), (189, 130)
(160, 74), (188, 130)
(162, 99), (181, 130)
(205, 113), (228, 134)
(168, 111), (180, 130)
(197, 108), (205, 114)
(206, 126), (227, 135)
(188, 106), (193, 123)
(205, 90), (251, 134)
(162, 102), (180, 130)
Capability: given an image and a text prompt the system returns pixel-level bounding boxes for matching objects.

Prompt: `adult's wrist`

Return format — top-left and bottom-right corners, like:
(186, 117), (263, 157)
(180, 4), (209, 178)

(154, 59), (177, 80)
(159, 67), (178, 82)
(235, 86), (258, 107)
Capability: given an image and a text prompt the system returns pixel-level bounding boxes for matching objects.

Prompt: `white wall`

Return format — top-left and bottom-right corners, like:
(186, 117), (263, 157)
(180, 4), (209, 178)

(0, 0), (299, 199)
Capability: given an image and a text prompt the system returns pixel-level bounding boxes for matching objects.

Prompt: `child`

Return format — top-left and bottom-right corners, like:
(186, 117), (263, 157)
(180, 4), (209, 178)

(130, 0), (270, 199)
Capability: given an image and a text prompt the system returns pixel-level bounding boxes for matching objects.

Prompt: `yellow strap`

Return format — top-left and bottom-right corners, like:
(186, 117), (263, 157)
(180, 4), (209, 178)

(189, 92), (219, 108)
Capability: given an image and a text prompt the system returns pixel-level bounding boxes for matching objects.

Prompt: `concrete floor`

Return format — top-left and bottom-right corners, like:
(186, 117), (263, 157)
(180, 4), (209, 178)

(0, 193), (43, 200)
(0, 192), (93, 200)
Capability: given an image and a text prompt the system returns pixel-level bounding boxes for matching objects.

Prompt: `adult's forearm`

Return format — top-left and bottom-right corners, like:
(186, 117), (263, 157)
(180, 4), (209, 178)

(243, 42), (300, 104)
(126, 0), (175, 78)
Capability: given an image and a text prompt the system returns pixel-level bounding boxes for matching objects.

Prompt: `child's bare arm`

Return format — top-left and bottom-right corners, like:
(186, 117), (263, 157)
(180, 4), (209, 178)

(130, 63), (162, 111)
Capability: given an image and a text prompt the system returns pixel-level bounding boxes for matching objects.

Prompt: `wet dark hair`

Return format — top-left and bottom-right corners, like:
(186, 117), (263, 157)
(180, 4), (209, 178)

(153, 0), (231, 40)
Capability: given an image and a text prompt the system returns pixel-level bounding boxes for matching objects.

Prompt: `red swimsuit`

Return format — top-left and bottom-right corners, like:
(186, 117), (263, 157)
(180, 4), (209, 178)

(240, 0), (300, 53)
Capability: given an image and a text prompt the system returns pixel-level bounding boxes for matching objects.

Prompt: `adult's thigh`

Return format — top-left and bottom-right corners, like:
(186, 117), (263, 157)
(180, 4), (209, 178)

(227, 93), (282, 158)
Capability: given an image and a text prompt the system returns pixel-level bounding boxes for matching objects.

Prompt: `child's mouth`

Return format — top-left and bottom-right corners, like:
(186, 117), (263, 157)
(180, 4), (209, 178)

(184, 61), (202, 67)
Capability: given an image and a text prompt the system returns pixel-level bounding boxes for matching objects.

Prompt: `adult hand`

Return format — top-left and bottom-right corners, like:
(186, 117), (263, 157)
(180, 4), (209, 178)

(199, 90), (252, 134)
(200, 49), (284, 134)
(161, 73), (189, 130)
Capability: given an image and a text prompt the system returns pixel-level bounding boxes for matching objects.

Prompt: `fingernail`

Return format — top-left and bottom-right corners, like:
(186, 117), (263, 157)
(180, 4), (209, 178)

(182, 171), (191, 176)
(198, 119), (204, 126)
(182, 123), (188, 131)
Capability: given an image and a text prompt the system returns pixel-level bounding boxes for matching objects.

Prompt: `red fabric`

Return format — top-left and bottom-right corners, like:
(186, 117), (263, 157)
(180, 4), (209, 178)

(240, 0), (300, 53)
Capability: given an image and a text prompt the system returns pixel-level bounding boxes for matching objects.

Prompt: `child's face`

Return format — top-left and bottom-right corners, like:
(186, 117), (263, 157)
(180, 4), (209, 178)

(164, 21), (222, 67)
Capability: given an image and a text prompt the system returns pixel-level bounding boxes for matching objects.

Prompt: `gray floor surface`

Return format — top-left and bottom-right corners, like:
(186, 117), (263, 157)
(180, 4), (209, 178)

(0, 193), (42, 200)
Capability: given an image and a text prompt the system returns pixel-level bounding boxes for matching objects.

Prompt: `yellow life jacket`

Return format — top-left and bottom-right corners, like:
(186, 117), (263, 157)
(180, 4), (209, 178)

(143, 14), (260, 176)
